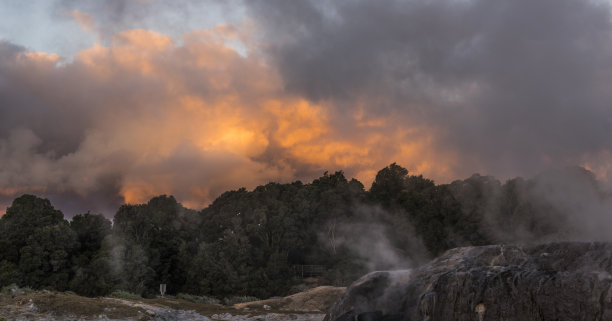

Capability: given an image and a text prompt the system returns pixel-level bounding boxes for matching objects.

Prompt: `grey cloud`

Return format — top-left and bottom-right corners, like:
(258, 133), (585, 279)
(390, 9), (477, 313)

(4, 0), (612, 219)
(0, 38), (170, 156)
(0, 127), (125, 217)
(55, 0), (154, 38)
(53, 0), (243, 42)
(0, 53), (84, 156)
(246, 0), (612, 179)
(0, 40), (165, 217)
(0, 33), (304, 217)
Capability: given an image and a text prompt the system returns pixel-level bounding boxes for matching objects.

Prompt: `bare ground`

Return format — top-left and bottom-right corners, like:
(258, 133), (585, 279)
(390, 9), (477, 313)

(233, 286), (346, 312)
(0, 286), (345, 321)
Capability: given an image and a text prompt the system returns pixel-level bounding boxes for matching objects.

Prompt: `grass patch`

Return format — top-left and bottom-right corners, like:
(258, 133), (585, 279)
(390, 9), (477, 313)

(7, 292), (144, 319)
(223, 295), (260, 306)
(176, 293), (220, 304)
(0, 289), (326, 320)
(1, 284), (34, 295)
(109, 290), (141, 300)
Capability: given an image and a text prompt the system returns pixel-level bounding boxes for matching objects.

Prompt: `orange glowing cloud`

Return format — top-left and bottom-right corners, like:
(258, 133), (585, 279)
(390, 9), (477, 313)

(0, 25), (456, 214)
(581, 151), (612, 189)
(71, 10), (96, 34)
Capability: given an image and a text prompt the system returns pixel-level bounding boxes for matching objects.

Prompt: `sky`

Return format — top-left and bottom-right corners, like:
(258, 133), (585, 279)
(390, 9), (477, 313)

(1, 0), (612, 217)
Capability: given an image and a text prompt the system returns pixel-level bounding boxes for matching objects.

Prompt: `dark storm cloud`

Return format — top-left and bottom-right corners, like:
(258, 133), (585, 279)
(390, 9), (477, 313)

(246, 0), (612, 179)
(0, 41), (91, 157)
(0, 39), (157, 217)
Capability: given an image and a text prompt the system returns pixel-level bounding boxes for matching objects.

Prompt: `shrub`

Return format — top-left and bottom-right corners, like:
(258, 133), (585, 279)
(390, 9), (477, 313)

(288, 283), (309, 294)
(223, 295), (260, 306)
(176, 293), (220, 304)
(109, 290), (141, 300)
(1, 284), (34, 295)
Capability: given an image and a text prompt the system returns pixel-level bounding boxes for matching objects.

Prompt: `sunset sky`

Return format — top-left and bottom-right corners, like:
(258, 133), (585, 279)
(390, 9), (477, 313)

(1, 0), (612, 216)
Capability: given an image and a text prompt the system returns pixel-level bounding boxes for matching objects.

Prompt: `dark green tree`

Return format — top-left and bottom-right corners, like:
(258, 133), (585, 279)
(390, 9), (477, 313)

(112, 195), (195, 296)
(369, 163), (409, 208)
(0, 195), (64, 264)
(19, 223), (78, 290)
(0, 195), (67, 288)
(69, 213), (113, 296)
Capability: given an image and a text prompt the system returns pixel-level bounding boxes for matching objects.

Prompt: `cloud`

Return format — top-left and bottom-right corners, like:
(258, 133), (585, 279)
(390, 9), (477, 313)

(246, 0), (612, 181)
(70, 10), (97, 34)
(0, 25), (448, 216)
(3, 0), (612, 216)
(54, 0), (246, 46)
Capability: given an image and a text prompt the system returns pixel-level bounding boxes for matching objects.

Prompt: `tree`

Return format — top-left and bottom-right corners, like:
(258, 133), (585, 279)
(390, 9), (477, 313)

(0, 260), (20, 287)
(19, 223), (78, 290)
(112, 195), (196, 296)
(0, 195), (64, 264)
(69, 213), (113, 296)
(70, 213), (112, 257)
(369, 163), (409, 208)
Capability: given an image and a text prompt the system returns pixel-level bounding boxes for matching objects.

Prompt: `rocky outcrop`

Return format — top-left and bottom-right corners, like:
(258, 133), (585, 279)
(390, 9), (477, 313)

(325, 242), (612, 321)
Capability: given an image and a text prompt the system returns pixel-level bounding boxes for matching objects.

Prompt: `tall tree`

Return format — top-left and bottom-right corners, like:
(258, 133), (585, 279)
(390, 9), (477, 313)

(0, 195), (64, 264)
(69, 213), (113, 296)
(369, 163), (409, 208)
(19, 223), (78, 290)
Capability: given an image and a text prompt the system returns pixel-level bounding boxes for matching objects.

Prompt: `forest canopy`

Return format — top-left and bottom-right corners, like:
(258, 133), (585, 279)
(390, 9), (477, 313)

(0, 164), (610, 298)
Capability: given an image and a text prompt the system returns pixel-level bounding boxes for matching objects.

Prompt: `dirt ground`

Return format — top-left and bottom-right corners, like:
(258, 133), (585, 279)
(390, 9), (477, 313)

(233, 286), (346, 312)
(0, 286), (346, 321)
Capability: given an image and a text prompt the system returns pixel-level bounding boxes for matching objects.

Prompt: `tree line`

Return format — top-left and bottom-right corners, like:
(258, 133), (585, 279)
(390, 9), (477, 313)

(0, 163), (606, 298)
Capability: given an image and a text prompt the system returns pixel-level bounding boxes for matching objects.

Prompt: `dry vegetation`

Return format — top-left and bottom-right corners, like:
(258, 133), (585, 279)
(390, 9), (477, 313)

(0, 291), (144, 320)
(0, 286), (345, 320)
(234, 286), (346, 312)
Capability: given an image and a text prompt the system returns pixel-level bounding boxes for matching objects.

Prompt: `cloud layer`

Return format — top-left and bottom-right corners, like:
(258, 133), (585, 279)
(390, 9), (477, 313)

(247, 0), (612, 177)
(0, 26), (441, 215)
(2, 0), (612, 215)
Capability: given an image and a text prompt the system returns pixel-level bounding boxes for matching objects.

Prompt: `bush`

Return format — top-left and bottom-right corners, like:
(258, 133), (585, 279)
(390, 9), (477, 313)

(109, 290), (141, 300)
(0, 261), (20, 287)
(1, 284), (34, 296)
(288, 283), (309, 294)
(223, 295), (260, 306)
(176, 293), (220, 304)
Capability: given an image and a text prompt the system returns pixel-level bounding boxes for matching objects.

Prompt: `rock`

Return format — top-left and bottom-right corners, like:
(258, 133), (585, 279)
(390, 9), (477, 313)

(325, 242), (612, 321)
